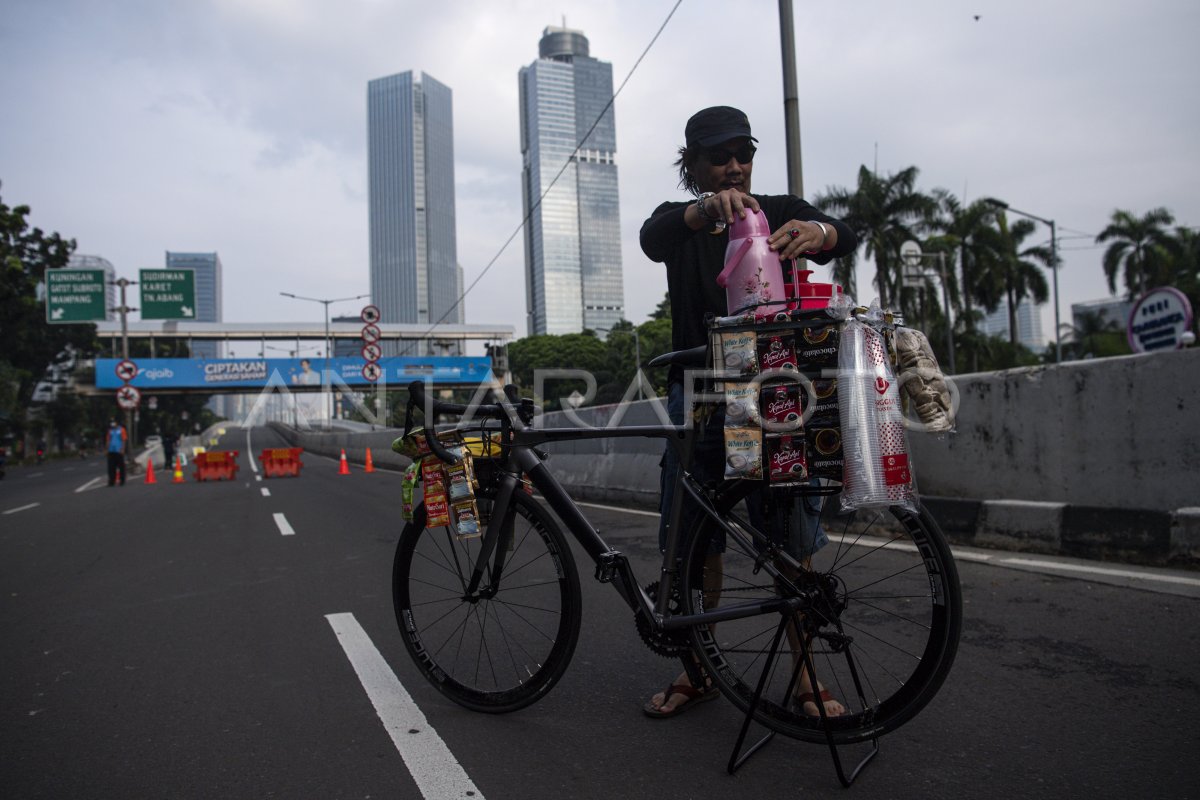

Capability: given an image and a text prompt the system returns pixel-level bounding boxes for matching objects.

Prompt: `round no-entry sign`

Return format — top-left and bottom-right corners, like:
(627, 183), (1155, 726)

(116, 385), (141, 410)
(361, 323), (381, 343)
(115, 359), (138, 382)
(361, 305), (381, 325)
(362, 342), (382, 362)
(362, 362), (382, 382)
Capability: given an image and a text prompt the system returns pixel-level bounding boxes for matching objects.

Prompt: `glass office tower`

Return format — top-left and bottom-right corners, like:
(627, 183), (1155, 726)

(519, 26), (624, 336)
(165, 251), (223, 358)
(367, 70), (462, 346)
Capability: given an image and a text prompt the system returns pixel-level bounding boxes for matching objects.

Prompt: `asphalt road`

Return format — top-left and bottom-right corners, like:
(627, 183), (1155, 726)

(2, 428), (1198, 800)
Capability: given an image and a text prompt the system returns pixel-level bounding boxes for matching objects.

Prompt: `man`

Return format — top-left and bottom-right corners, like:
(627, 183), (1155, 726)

(106, 419), (127, 486)
(638, 106), (858, 718)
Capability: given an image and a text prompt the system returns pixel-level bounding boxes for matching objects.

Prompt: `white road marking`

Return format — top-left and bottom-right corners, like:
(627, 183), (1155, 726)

(28, 472), (45, 478)
(997, 557), (1200, 587)
(574, 500), (661, 518)
(255, 475), (262, 482)
(261, 487), (271, 497)
(272, 512), (295, 536)
(246, 428), (258, 474)
(325, 613), (484, 800)
(75, 476), (106, 493)
(3, 503), (40, 515)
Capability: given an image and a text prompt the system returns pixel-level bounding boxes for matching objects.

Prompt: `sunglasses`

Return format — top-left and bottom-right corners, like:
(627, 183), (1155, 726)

(705, 143), (757, 166)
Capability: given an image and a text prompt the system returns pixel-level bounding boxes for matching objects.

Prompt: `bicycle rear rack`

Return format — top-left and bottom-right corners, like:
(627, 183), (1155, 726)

(725, 613), (879, 787)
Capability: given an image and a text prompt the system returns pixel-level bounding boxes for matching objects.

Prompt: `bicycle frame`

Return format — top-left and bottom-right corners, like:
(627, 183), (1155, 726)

(455, 419), (812, 636)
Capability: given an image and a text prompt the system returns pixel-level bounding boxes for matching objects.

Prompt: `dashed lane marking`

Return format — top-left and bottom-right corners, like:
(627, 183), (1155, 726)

(272, 512), (295, 536)
(75, 476), (106, 493)
(326, 613), (485, 800)
(3, 503), (40, 515)
(261, 487), (271, 497)
(574, 500), (661, 518)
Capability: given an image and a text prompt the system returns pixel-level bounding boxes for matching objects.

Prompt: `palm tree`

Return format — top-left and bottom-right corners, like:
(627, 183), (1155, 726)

(928, 193), (1006, 371)
(974, 214), (1051, 346)
(1059, 309), (1125, 360)
(1095, 208), (1177, 298)
(816, 165), (938, 309)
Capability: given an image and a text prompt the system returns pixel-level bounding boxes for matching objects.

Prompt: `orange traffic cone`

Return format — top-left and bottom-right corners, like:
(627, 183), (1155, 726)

(144, 458), (157, 484)
(364, 447), (375, 473)
(173, 455), (186, 483)
(338, 449), (351, 475)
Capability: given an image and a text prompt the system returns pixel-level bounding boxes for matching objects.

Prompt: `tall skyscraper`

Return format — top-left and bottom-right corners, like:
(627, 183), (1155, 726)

(367, 71), (463, 342)
(519, 25), (624, 336)
(980, 299), (1046, 352)
(165, 251), (222, 358)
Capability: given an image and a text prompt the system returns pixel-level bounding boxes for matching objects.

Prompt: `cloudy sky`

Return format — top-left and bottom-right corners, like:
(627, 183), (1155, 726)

(3, 0), (1197, 353)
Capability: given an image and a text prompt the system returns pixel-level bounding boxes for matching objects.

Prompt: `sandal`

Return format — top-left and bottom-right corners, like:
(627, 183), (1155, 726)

(795, 688), (844, 717)
(642, 682), (720, 719)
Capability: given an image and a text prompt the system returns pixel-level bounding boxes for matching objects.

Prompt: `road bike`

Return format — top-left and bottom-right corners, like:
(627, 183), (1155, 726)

(391, 351), (961, 784)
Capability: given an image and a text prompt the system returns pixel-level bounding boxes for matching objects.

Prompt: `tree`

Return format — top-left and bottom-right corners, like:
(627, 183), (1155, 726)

(973, 215), (1051, 347)
(816, 165), (938, 310)
(1059, 309), (1129, 360)
(507, 332), (612, 409)
(1095, 207), (1177, 298)
(0, 183), (96, 439)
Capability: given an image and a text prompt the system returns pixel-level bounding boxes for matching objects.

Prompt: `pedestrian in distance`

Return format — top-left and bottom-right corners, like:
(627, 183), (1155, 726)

(105, 419), (128, 487)
(638, 105), (858, 718)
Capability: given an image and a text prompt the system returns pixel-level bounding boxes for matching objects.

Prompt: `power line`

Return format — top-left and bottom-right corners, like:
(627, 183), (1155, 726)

(400, 0), (687, 354)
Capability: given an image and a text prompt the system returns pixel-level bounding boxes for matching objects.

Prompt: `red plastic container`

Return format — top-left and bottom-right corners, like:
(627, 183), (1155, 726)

(792, 269), (843, 309)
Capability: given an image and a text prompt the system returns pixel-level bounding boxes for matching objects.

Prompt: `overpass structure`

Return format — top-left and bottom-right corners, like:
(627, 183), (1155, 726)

(94, 321), (514, 356)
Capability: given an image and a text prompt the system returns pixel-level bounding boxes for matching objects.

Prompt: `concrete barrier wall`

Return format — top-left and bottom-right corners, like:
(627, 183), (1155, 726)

(280, 347), (1198, 512)
(907, 347), (1199, 511)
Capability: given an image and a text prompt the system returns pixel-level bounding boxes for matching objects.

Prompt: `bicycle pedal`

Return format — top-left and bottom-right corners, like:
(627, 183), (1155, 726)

(595, 550), (623, 583)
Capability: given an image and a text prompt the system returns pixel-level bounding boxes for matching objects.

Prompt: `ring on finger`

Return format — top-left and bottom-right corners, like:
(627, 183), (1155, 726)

(788, 228), (801, 239)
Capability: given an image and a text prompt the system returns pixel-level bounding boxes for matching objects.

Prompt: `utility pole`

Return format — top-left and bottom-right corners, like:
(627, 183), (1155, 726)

(114, 277), (137, 454)
(778, 0), (803, 198)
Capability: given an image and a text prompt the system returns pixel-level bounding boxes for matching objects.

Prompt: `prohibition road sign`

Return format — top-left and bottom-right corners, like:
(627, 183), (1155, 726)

(362, 362), (382, 382)
(116, 385), (142, 410)
(115, 359), (139, 382)
(361, 323), (381, 343)
(361, 342), (382, 362)
(361, 305), (381, 325)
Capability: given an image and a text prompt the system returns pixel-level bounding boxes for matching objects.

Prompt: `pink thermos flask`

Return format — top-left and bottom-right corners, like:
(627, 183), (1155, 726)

(714, 210), (788, 315)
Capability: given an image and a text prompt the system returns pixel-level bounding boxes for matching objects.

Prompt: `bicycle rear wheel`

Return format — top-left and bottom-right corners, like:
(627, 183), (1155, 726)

(392, 485), (582, 713)
(681, 483), (961, 744)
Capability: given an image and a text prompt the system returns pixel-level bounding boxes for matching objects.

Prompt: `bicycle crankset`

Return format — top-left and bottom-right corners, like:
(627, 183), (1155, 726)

(635, 581), (692, 658)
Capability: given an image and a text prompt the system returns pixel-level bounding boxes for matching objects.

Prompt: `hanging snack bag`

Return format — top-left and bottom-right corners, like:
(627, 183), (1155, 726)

(452, 498), (482, 539)
(724, 382), (760, 428)
(724, 427), (764, 479)
(760, 382), (803, 433)
(766, 434), (808, 484)
(795, 322), (841, 370)
(757, 330), (799, 373)
(401, 461), (420, 522)
(719, 330), (759, 377)
(805, 423), (844, 480)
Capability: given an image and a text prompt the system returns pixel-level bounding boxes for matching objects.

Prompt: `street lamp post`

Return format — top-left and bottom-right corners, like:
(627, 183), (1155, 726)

(986, 200), (1060, 363)
(280, 291), (369, 425)
(900, 242), (956, 374)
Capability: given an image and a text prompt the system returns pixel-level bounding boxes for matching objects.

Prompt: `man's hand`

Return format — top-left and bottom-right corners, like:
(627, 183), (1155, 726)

(768, 220), (831, 259)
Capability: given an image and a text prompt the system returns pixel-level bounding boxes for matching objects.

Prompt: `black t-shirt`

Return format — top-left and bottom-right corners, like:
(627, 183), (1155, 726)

(639, 194), (857, 383)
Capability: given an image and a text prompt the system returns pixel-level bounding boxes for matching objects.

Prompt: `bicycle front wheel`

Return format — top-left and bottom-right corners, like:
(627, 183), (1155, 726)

(392, 485), (582, 713)
(681, 484), (962, 744)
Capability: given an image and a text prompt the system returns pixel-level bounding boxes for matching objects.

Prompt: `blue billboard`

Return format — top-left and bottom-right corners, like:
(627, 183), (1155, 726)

(95, 356), (494, 390)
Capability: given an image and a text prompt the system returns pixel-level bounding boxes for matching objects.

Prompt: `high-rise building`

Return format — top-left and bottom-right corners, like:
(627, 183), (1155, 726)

(367, 70), (463, 346)
(164, 251), (223, 358)
(67, 254), (117, 320)
(980, 299), (1046, 352)
(519, 25), (624, 336)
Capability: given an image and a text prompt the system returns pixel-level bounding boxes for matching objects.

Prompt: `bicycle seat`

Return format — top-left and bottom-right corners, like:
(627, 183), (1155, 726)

(647, 345), (707, 369)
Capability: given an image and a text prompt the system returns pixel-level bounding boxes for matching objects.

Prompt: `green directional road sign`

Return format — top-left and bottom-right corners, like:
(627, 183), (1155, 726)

(45, 268), (108, 323)
(139, 269), (196, 320)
